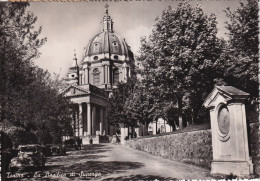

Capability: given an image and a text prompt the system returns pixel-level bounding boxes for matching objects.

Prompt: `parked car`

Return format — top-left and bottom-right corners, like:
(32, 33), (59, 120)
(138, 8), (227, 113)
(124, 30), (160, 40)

(64, 138), (78, 150)
(1, 149), (13, 172)
(50, 145), (66, 156)
(9, 144), (46, 171)
(41, 144), (52, 157)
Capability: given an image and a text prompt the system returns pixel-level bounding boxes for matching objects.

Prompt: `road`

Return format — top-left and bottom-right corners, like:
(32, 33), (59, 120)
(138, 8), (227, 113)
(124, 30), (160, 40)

(6, 144), (213, 180)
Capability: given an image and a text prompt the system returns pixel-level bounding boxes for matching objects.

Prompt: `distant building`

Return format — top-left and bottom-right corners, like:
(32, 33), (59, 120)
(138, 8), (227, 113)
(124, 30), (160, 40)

(62, 7), (135, 144)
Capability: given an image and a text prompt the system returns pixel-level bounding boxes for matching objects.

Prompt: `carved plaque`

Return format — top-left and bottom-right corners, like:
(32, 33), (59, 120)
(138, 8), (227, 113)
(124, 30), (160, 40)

(218, 106), (230, 135)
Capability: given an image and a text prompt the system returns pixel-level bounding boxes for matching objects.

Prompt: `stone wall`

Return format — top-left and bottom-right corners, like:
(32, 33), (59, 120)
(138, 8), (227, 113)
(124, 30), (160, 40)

(125, 129), (213, 169)
(126, 124), (260, 176)
(248, 122), (260, 176)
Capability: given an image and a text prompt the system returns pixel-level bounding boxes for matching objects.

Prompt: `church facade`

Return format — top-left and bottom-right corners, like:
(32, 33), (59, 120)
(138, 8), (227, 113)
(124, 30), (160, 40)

(62, 8), (135, 144)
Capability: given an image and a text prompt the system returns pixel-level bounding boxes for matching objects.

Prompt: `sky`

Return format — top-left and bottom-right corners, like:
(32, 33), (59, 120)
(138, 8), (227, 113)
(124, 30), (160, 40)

(28, 0), (242, 76)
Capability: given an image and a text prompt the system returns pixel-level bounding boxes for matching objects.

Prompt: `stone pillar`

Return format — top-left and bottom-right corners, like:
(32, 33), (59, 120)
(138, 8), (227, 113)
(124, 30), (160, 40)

(119, 123), (125, 145)
(87, 103), (91, 135)
(108, 66), (111, 84)
(153, 121), (157, 135)
(102, 65), (105, 84)
(105, 66), (108, 83)
(204, 86), (253, 177)
(78, 103), (83, 136)
(92, 106), (96, 135)
(135, 128), (140, 137)
(72, 108), (76, 136)
(104, 108), (107, 135)
(100, 108), (103, 135)
(75, 106), (79, 136)
(124, 66), (128, 81)
(84, 68), (89, 84)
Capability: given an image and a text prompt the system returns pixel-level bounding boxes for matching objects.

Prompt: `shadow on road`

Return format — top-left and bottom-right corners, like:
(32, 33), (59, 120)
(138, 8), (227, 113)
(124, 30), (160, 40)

(6, 144), (146, 180)
(53, 161), (144, 176)
(103, 174), (176, 180)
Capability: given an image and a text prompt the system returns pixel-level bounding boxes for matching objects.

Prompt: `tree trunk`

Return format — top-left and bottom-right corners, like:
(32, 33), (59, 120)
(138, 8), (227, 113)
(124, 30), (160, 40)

(177, 96), (183, 129)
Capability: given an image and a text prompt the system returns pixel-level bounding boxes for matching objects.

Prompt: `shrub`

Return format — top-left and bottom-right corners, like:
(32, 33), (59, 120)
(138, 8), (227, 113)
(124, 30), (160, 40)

(5, 126), (38, 147)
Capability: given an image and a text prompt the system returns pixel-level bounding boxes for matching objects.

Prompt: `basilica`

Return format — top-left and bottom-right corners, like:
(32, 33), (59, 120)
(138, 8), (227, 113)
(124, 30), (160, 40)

(62, 7), (135, 144)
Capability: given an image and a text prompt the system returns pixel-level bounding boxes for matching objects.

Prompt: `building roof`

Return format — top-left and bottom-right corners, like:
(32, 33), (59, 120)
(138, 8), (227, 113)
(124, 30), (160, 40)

(84, 8), (134, 60)
(215, 86), (249, 96)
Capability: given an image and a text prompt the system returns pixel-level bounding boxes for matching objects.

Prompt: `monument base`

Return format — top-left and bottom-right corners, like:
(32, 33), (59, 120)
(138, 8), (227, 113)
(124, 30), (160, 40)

(211, 160), (253, 177)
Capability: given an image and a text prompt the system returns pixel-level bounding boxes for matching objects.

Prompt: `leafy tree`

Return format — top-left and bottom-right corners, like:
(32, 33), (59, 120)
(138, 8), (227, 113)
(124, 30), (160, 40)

(107, 78), (136, 129)
(125, 80), (158, 131)
(0, 2), (46, 126)
(0, 3), (72, 145)
(217, 0), (258, 99)
(138, 3), (223, 128)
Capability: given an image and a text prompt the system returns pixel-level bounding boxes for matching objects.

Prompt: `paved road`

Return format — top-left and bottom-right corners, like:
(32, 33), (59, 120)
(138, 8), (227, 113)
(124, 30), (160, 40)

(7, 144), (213, 180)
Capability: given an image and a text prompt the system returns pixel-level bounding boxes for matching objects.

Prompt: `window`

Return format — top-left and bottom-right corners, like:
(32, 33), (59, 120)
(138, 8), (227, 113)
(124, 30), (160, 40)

(113, 68), (119, 85)
(126, 67), (130, 78)
(112, 41), (118, 52)
(93, 69), (100, 85)
(94, 56), (98, 60)
(93, 42), (99, 53)
(114, 55), (118, 60)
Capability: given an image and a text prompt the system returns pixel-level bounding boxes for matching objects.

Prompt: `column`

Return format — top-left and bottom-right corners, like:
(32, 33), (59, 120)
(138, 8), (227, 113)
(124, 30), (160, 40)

(124, 67), (127, 81)
(92, 106), (96, 135)
(75, 106), (79, 136)
(102, 65), (105, 84)
(87, 103), (91, 135)
(135, 128), (140, 137)
(120, 126), (125, 145)
(78, 103), (83, 136)
(105, 66), (108, 83)
(153, 121), (157, 135)
(84, 68), (89, 84)
(108, 66), (111, 84)
(104, 108), (107, 135)
(72, 108), (76, 136)
(100, 108), (103, 135)
(83, 70), (86, 85)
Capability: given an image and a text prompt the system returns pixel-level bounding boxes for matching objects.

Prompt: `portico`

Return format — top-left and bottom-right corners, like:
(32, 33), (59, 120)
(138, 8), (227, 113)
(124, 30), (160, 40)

(62, 84), (108, 144)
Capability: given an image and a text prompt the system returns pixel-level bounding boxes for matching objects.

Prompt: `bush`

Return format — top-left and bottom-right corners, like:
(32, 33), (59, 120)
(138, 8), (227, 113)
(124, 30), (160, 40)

(1, 131), (13, 149)
(5, 126), (38, 147)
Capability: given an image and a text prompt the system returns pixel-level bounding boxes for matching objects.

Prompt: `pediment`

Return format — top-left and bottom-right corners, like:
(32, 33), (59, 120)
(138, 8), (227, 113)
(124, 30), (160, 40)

(62, 85), (90, 97)
(203, 86), (249, 108)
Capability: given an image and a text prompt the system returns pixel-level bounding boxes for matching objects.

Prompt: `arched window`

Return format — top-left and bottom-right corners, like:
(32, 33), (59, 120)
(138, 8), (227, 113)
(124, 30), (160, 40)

(93, 69), (100, 85)
(113, 68), (119, 85)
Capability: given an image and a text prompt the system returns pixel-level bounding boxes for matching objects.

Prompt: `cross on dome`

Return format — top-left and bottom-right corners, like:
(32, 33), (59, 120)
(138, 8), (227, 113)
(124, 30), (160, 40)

(105, 4), (109, 14)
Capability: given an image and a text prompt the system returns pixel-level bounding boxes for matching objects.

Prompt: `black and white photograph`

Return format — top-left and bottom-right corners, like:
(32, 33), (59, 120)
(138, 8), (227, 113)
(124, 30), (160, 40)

(0, 0), (259, 180)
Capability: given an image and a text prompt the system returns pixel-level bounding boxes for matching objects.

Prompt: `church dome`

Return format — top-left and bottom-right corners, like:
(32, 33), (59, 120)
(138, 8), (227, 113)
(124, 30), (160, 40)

(83, 8), (134, 61)
(86, 32), (133, 58)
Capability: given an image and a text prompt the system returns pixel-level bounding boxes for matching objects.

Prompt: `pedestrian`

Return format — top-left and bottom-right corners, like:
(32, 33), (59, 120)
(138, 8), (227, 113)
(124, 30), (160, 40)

(133, 131), (137, 138)
(77, 137), (82, 150)
(79, 138), (82, 149)
(89, 137), (93, 145)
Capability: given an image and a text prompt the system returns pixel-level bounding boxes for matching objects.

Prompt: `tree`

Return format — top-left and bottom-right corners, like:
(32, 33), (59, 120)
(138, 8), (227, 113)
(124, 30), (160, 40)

(107, 78), (136, 128)
(217, 0), (258, 99)
(0, 3), (72, 145)
(138, 3), (223, 128)
(0, 2), (46, 126)
(125, 80), (158, 130)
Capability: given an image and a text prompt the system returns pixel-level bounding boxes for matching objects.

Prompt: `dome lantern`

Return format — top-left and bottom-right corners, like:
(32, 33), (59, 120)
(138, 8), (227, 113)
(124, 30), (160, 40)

(101, 4), (113, 32)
